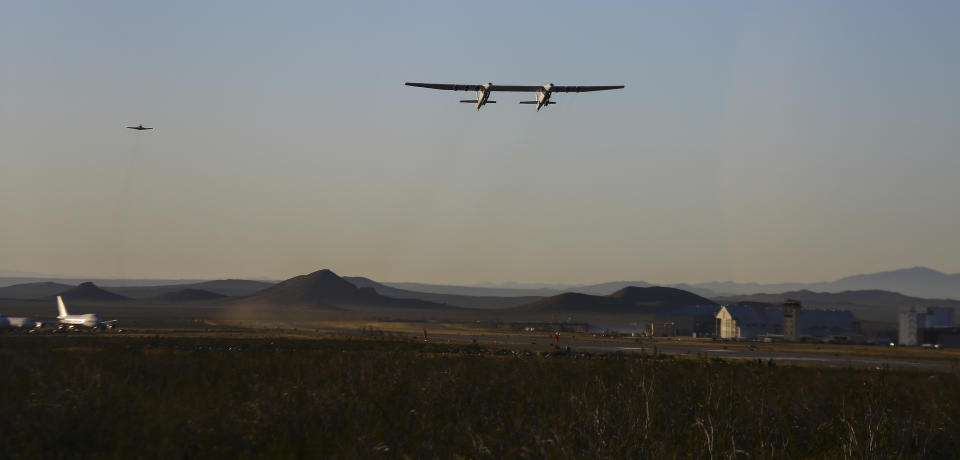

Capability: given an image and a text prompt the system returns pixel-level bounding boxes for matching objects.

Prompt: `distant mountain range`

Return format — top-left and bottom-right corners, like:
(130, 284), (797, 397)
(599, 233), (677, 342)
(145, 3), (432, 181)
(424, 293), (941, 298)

(0, 277), (208, 288)
(691, 267), (960, 299)
(107, 280), (274, 298)
(0, 282), (75, 299)
(152, 288), (226, 303)
(4, 266), (958, 299)
(716, 289), (960, 323)
(381, 280), (668, 298)
(517, 286), (716, 315)
(0, 279), (273, 300)
(1, 267), (956, 325)
(344, 277), (538, 309)
(228, 271), (719, 318)
(381, 282), (565, 298)
(384, 267), (960, 301)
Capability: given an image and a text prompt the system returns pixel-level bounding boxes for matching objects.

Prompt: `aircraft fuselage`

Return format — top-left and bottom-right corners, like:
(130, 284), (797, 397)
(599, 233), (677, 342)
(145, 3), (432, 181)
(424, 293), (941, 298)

(55, 296), (116, 329)
(477, 89), (490, 110)
(59, 313), (103, 328)
(474, 82), (493, 111)
(536, 85), (554, 112)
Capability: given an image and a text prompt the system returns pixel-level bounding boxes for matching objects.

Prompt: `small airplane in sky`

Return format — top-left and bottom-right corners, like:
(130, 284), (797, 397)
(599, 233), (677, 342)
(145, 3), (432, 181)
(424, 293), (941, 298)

(56, 296), (118, 330)
(126, 124), (153, 130)
(405, 82), (624, 111)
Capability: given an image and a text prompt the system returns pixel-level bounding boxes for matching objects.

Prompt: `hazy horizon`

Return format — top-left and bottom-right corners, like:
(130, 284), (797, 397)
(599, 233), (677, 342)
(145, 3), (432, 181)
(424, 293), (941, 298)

(0, 265), (954, 289)
(3, 2), (958, 285)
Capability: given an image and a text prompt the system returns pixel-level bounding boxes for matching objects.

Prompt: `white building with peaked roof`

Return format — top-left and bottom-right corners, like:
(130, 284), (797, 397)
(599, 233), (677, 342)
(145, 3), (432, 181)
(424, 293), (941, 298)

(715, 305), (783, 339)
(715, 304), (858, 339)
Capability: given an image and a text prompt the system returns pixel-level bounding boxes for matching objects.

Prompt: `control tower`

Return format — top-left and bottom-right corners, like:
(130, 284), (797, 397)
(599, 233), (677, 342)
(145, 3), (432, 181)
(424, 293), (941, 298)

(783, 299), (802, 342)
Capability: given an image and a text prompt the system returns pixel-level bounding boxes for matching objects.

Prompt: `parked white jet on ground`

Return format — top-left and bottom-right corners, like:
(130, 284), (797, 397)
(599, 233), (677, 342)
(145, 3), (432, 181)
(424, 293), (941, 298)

(57, 296), (117, 329)
(0, 315), (40, 329)
(405, 82), (625, 111)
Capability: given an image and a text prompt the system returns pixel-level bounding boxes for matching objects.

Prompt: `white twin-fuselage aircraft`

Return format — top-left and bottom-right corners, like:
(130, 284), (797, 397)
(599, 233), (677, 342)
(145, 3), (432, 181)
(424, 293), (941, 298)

(405, 82), (625, 111)
(57, 296), (117, 330)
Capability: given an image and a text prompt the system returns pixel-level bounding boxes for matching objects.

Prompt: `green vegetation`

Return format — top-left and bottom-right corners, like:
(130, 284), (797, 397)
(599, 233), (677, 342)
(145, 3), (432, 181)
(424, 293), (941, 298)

(1, 335), (958, 458)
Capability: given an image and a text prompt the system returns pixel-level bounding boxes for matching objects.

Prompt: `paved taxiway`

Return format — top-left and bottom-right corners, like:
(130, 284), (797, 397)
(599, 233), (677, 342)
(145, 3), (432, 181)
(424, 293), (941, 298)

(407, 330), (955, 372)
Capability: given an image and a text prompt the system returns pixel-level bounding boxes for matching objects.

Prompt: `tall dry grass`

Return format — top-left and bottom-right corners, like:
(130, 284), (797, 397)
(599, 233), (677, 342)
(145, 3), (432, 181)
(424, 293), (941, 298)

(0, 335), (957, 458)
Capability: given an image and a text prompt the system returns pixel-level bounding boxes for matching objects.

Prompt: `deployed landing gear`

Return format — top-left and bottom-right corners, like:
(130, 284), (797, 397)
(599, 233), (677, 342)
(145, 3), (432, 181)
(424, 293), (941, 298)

(459, 86), (495, 111)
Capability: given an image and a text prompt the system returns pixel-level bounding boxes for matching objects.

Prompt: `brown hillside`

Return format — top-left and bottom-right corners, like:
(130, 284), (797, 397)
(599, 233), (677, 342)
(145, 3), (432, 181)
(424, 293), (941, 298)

(608, 286), (717, 308)
(55, 282), (130, 302)
(152, 288), (226, 303)
(518, 286), (714, 314)
(228, 269), (448, 310)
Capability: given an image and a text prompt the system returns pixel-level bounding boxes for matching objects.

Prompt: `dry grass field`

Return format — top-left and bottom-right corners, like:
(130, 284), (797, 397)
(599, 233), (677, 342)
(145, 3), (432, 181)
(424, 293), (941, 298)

(1, 330), (959, 458)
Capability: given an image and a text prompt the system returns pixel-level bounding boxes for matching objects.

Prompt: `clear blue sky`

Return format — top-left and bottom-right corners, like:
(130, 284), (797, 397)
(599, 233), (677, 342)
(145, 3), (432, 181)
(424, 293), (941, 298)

(2, 1), (958, 284)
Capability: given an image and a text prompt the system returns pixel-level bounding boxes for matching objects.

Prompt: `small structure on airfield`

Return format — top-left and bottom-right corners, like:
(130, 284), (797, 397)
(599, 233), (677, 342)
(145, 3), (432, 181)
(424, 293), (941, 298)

(783, 299), (802, 342)
(899, 307), (923, 346)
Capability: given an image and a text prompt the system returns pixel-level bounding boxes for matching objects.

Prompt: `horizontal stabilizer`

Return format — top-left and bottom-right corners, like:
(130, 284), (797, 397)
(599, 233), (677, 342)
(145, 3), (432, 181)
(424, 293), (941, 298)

(460, 100), (496, 103)
(519, 101), (556, 104)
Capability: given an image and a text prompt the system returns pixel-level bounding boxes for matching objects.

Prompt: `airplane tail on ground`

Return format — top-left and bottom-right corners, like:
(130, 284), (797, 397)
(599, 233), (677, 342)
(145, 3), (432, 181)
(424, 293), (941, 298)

(57, 296), (68, 318)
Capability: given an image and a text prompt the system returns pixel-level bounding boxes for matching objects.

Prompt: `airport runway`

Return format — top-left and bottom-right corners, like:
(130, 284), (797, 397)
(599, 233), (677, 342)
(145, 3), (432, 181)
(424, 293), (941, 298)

(574, 343), (952, 372)
(28, 311), (945, 373)
(411, 330), (956, 372)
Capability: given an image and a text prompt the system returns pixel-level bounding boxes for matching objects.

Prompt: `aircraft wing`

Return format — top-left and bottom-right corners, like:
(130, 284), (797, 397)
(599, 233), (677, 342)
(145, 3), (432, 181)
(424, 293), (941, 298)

(405, 82), (485, 91)
(488, 85), (624, 92)
(489, 85), (546, 92)
(405, 83), (572, 92)
(549, 85), (625, 93)
(406, 83), (624, 92)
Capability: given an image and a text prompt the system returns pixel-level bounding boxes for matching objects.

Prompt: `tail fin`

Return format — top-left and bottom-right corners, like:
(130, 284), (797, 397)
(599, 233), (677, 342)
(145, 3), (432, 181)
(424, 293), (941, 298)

(57, 296), (68, 318)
